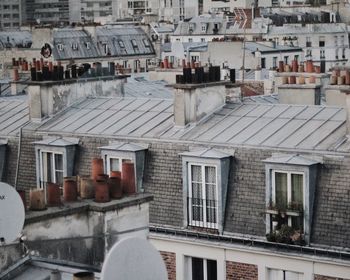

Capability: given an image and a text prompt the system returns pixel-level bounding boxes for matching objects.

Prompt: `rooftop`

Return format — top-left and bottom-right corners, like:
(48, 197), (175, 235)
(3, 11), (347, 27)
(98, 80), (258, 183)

(34, 97), (348, 153)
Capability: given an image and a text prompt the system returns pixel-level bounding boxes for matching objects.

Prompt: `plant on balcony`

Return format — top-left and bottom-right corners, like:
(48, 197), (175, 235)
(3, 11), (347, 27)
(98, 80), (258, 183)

(266, 225), (305, 245)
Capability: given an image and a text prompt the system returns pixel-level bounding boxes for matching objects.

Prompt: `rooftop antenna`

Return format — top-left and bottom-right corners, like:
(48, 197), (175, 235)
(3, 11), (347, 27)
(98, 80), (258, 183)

(0, 182), (25, 244)
(101, 237), (167, 280)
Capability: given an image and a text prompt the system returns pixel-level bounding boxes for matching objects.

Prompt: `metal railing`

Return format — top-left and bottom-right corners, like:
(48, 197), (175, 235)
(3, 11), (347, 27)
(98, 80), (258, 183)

(187, 197), (218, 230)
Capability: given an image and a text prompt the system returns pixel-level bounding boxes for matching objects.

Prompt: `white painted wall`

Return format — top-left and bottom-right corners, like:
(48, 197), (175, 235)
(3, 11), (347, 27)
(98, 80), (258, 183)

(150, 234), (350, 280)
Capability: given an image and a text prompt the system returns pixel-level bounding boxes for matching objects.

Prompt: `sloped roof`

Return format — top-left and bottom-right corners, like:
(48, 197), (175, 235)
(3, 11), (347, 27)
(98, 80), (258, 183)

(0, 31), (32, 49)
(0, 97), (29, 137)
(52, 26), (155, 61)
(36, 98), (348, 152)
(263, 154), (321, 166)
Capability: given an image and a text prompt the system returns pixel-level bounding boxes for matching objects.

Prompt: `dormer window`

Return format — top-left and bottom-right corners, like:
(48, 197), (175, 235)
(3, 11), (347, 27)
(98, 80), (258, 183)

(34, 138), (79, 189)
(103, 43), (110, 55)
(72, 42), (78, 50)
(143, 38), (150, 48)
(201, 23), (207, 33)
(189, 23), (195, 33)
(181, 148), (231, 233)
(131, 39), (138, 49)
(85, 42), (90, 49)
(263, 154), (320, 245)
(118, 40), (125, 48)
(100, 142), (147, 192)
(57, 43), (64, 51)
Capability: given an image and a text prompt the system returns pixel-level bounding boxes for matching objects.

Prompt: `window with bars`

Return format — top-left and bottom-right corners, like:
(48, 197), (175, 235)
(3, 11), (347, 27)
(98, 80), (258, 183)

(188, 164), (218, 229)
(39, 151), (64, 188)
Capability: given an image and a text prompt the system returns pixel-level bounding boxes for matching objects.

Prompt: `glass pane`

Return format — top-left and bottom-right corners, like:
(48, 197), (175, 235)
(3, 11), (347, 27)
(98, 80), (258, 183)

(110, 158), (120, 171)
(54, 154), (63, 170)
(205, 184), (217, 224)
(205, 166), (216, 184)
(292, 216), (304, 231)
(46, 152), (52, 183)
(275, 172), (287, 209)
(207, 259), (217, 280)
(192, 258), (204, 280)
(291, 174), (303, 208)
(191, 165), (202, 182)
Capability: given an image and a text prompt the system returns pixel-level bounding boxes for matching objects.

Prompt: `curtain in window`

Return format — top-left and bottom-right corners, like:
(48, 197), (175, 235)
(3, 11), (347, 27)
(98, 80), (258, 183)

(191, 165), (203, 222)
(291, 174), (303, 207)
(205, 166), (216, 223)
(275, 172), (287, 209)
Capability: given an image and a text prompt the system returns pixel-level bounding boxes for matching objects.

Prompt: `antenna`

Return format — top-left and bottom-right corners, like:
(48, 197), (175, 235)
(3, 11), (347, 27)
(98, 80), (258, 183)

(101, 237), (168, 280)
(0, 182), (25, 244)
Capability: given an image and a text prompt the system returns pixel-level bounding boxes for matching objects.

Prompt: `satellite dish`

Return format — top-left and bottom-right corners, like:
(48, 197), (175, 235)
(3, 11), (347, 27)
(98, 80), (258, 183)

(101, 237), (168, 280)
(0, 182), (25, 244)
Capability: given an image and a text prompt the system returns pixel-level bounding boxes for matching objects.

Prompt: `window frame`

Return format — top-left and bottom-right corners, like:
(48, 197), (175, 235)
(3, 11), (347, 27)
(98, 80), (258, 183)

(271, 170), (305, 229)
(104, 154), (132, 175)
(39, 150), (64, 189)
(188, 162), (219, 229)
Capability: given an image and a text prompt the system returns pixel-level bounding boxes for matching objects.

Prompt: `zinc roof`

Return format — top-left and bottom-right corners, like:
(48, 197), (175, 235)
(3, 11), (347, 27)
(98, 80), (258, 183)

(0, 97), (29, 137)
(36, 97), (348, 152)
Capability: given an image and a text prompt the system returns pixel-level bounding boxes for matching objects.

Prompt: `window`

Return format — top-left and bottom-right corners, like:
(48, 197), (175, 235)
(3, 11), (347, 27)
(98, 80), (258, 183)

(319, 36), (325, 47)
(100, 142), (147, 192)
(118, 40), (125, 48)
(188, 164), (218, 228)
(39, 151), (64, 188)
(272, 171), (304, 231)
(268, 268), (303, 280)
(72, 42), (78, 50)
(84, 42), (90, 49)
(57, 43), (64, 51)
(334, 35), (338, 46)
(34, 138), (78, 190)
(104, 155), (131, 174)
(264, 154), (320, 245)
(201, 38), (205, 42)
(188, 38), (193, 42)
(306, 37), (311, 47)
(294, 55), (299, 61)
(142, 38), (150, 48)
(261, 57), (266, 69)
(201, 23), (207, 33)
(320, 50), (325, 59)
(342, 48), (346, 59)
(284, 56), (288, 64)
(181, 148), (231, 233)
(186, 257), (217, 280)
(131, 39), (138, 49)
(273, 57), (277, 68)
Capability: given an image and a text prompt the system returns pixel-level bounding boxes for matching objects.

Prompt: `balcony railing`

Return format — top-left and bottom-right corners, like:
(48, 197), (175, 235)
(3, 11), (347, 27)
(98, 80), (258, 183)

(187, 197), (218, 230)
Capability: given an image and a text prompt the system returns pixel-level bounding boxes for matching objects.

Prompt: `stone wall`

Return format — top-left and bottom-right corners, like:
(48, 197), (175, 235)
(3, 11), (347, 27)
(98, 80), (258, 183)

(226, 261), (258, 280)
(160, 251), (176, 280)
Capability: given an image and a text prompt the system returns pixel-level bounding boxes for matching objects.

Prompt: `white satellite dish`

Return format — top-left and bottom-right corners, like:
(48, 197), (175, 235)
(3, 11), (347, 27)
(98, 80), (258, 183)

(0, 182), (25, 244)
(101, 237), (168, 280)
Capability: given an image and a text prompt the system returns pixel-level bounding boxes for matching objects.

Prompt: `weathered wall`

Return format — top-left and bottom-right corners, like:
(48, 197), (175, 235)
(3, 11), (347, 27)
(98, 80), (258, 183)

(226, 261), (258, 280)
(23, 199), (150, 267)
(160, 251), (176, 280)
(27, 77), (125, 121)
(314, 275), (349, 280)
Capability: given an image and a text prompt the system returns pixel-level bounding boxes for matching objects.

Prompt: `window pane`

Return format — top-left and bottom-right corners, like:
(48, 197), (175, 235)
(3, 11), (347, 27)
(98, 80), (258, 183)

(205, 166), (216, 184)
(192, 258), (204, 280)
(46, 152), (52, 183)
(55, 154), (63, 170)
(191, 165), (203, 222)
(110, 158), (120, 171)
(291, 216), (303, 231)
(275, 172), (287, 208)
(207, 259), (217, 280)
(291, 174), (303, 207)
(55, 171), (63, 186)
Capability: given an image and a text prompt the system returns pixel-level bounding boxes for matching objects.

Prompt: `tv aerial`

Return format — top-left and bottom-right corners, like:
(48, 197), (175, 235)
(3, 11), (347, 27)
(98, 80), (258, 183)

(101, 237), (168, 280)
(0, 182), (25, 244)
